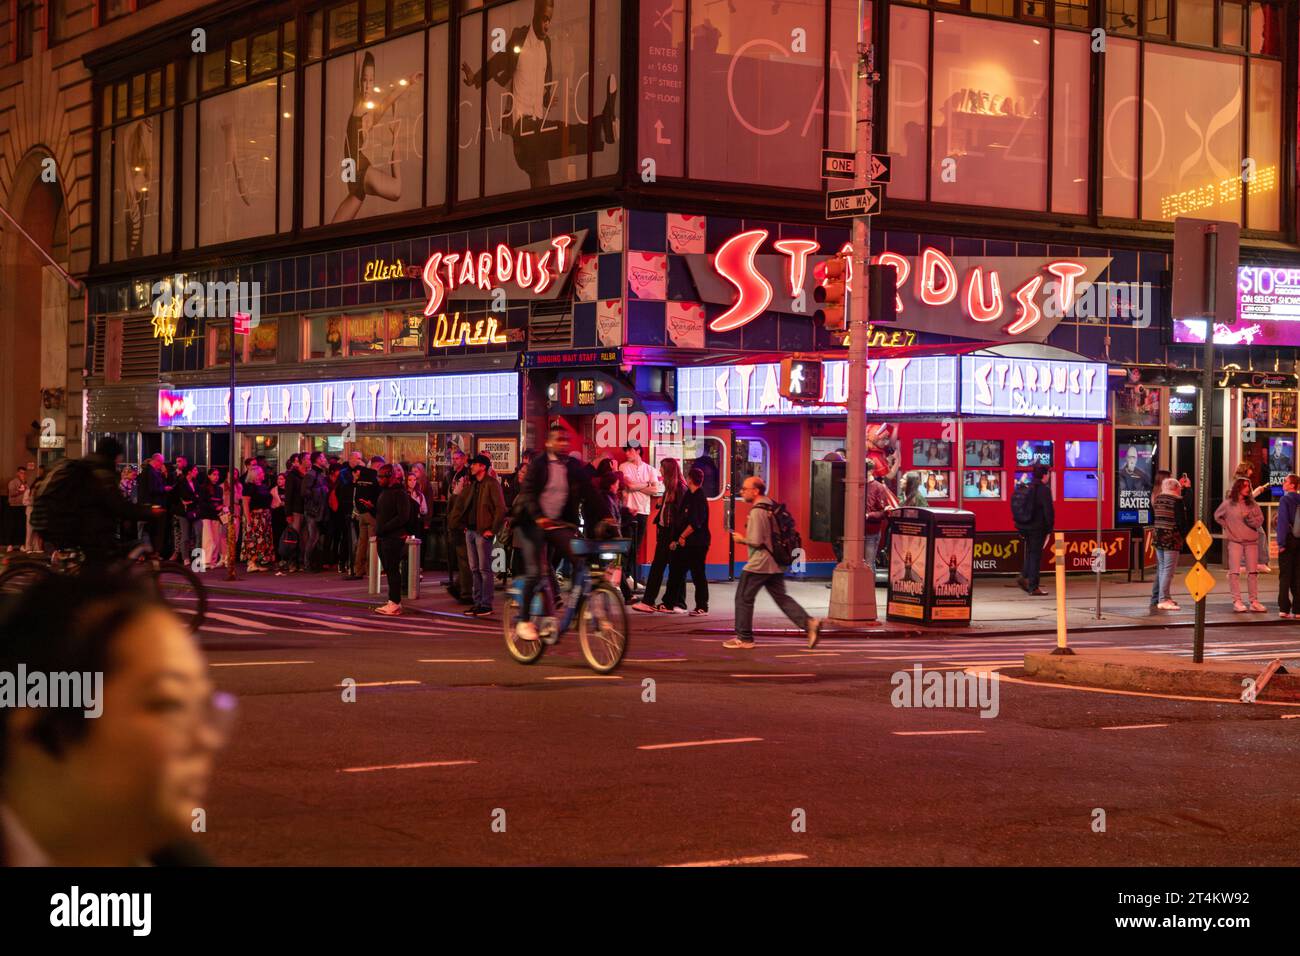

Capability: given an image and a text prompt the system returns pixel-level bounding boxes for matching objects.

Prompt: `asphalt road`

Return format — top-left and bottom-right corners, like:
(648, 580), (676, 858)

(191, 591), (1300, 866)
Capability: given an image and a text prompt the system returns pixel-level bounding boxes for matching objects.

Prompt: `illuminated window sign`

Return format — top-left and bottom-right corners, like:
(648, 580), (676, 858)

(157, 372), (519, 428)
(1159, 165), (1277, 220)
(960, 355), (1108, 419)
(676, 357), (959, 418)
(429, 312), (507, 348)
(1172, 266), (1300, 347)
(364, 258), (420, 282)
(422, 235), (575, 317)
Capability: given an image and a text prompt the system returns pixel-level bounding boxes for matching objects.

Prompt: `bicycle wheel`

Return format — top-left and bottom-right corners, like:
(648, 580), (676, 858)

(578, 582), (629, 673)
(151, 560), (208, 633)
(502, 590), (545, 665)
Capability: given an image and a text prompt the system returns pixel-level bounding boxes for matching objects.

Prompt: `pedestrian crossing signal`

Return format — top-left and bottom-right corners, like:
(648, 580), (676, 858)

(813, 253), (848, 332)
(780, 357), (824, 404)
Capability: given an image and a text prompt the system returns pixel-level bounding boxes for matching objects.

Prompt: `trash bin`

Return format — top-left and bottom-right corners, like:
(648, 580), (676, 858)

(886, 507), (976, 626)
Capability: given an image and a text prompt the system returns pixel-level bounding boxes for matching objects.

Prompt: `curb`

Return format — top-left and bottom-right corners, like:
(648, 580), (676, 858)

(1023, 651), (1300, 702)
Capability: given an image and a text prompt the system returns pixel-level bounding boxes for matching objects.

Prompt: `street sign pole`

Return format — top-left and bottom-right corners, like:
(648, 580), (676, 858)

(226, 315), (240, 582)
(1193, 229), (1217, 663)
(829, 0), (877, 624)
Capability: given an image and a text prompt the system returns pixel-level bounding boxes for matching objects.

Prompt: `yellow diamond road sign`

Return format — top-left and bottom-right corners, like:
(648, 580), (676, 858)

(1186, 521), (1213, 561)
(1185, 561), (1217, 603)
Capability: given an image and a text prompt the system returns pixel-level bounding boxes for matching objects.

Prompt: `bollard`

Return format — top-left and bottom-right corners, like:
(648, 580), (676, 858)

(368, 536), (381, 596)
(1051, 531), (1074, 656)
(405, 535), (420, 600)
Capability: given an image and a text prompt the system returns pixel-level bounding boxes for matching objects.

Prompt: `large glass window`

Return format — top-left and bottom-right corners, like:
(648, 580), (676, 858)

(1052, 29), (1089, 215)
(302, 310), (424, 359)
(886, 5), (928, 202)
(929, 16), (1049, 211)
(1102, 37), (1139, 218)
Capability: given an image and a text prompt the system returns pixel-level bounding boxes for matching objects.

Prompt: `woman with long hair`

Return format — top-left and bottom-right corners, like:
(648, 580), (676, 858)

(241, 464), (275, 572)
(331, 51), (423, 222)
(901, 471), (928, 507)
(1215, 477), (1267, 613)
(1233, 460), (1272, 571)
(631, 457), (688, 613)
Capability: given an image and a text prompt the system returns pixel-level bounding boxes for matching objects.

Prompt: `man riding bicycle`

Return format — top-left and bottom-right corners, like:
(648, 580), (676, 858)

(511, 425), (597, 643)
(29, 437), (164, 565)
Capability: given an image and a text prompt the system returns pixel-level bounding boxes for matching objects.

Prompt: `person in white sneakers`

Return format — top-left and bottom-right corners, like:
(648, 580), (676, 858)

(724, 476), (821, 650)
(618, 440), (660, 594)
(1151, 477), (1185, 611)
(373, 464), (413, 617)
(1214, 478), (1267, 613)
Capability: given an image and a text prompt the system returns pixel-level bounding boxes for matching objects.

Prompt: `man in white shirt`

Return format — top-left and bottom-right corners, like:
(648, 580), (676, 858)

(619, 441), (660, 591)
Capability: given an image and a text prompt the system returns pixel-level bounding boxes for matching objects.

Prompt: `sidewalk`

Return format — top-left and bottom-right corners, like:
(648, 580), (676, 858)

(196, 566), (1297, 638)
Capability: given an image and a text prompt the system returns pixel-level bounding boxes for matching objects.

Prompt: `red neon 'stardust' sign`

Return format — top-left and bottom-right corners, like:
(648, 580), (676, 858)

(706, 231), (1093, 340)
(422, 235), (575, 317)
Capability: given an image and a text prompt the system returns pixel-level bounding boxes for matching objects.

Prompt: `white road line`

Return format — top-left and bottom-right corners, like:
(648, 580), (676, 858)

(774, 653), (839, 658)
(623, 658), (690, 663)
(209, 659), (314, 667)
(337, 680), (421, 688)
(543, 675), (624, 681)
(891, 730), (985, 736)
(193, 597), (305, 605)
(339, 760), (477, 773)
(730, 672), (816, 678)
(638, 737), (763, 751)
(664, 852), (808, 867)
(991, 668), (1300, 707)
(1101, 723), (1168, 731)
(1281, 714), (1300, 719)
(204, 611), (276, 630)
(418, 658), (495, 663)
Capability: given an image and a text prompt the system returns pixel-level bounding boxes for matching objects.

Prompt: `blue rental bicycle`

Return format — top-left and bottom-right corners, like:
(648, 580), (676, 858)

(502, 531), (631, 673)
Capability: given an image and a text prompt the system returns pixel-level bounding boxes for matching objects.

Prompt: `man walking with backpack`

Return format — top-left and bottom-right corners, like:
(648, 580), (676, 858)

(725, 476), (822, 650)
(1012, 463), (1054, 595)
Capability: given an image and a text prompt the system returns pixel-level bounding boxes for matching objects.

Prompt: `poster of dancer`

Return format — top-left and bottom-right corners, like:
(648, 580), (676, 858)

(929, 530), (974, 624)
(459, 0), (620, 198)
(198, 79), (279, 246)
(886, 518), (928, 621)
(326, 32), (426, 222)
(112, 116), (161, 261)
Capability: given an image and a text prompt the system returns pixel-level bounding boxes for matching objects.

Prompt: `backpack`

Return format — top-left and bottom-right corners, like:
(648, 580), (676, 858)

(278, 525), (300, 562)
(1011, 483), (1036, 529)
(303, 470), (328, 521)
(755, 500), (801, 567)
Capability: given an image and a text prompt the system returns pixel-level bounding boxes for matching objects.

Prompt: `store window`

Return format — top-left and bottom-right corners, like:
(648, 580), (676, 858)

(885, 5), (928, 202)
(929, 16), (1049, 212)
(1052, 29), (1089, 215)
(733, 438), (770, 492)
(209, 319), (279, 365)
(1102, 37), (1139, 219)
(303, 310), (424, 359)
(653, 436), (724, 500)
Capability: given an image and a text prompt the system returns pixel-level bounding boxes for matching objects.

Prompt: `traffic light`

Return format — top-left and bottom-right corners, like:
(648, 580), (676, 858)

(813, 252), (848, 332)
(867, 263), (898, 324)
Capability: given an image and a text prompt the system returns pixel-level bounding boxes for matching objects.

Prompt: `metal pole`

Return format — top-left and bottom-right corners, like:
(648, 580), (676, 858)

(1193, 230), (1217, 664)
(1052, 531), (1072, 654)
(225, 319), (238, 580)
(829, 0), (876, 623)
(1096, 420), (1103, 619)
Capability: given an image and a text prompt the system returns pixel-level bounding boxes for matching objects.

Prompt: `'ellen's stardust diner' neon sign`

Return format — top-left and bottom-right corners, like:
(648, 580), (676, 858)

(421, 235), (575, 317)
(709, 228), (1093, 339)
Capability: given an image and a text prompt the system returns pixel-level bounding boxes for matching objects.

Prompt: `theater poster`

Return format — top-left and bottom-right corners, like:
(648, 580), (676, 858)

(886, 512), (928, 622)
(1115, 432), (1157, 526)
(928, 515), (975, 624)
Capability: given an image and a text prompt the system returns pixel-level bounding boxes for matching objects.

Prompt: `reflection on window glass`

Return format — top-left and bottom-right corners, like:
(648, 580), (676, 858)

(391, 436), (428, 470)
(392, 0), (425, 28)
(1102, 37), (1138, 218)
(147, 71), (163, 110)
(1143, 46), (1242, 222)
(283, 20), (297, 68)
(1176, 0), (1214, 45)
(970, 0), (1014, 14)
(1052, 30), (1089, 214)
(308, 11), (325, 61)
(1249, 1), (1282, 54)
(1221, 0), (1245, 45)
(1247, 58), (1281, 231)
(251, 31), (279, 76)
(388, 312), (424, 353)
(1053, 0), (1089, 25)
(348, 312), (385, 355)
(230, 41), (248, 86)
(306, 314), (346, 358)
(930, 15), (1048, 211)
(1106, 0), (1140, 32)
(656, 438), (723, 500)
(363, 1), (386, 41)
(202, 51), (226, 91)
(248, 321), (278, 362)
(886, 5), (928, 201)
(734, 439), (769, 491)
(1145, 0), (1170, 36)
(115, 81), (129, 120)
(130, 75), (146, 116)
(329, 3), (359, 49)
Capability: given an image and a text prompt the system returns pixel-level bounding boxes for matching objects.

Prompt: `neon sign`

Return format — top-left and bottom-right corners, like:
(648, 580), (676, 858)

(151, 296), (182, 347)
(699, 230), (1108, 342)
(430, 312), (508, 348)
(1159, 165), (1277, 219)
(959, 355), (1107, 419)
(421, 235), (575, 318)
(364, 258), (420, 281)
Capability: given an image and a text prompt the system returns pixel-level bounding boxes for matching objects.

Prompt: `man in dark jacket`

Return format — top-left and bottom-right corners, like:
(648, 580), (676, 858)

(462, 454), (506, 617)
(137, 454), (172, 555)
(1276, 474), (1300, 617)
(373, 464), (412, 616)
(334, 453), (358, 575)
(1015, 463), (1055, 596)
(511, 426), (597, 642)
(444, 450), (473, 602)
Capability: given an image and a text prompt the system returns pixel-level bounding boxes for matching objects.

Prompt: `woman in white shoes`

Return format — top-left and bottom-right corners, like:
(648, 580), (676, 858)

(1215, 478), (1268, 613)
(1233, 461), (1272, 571)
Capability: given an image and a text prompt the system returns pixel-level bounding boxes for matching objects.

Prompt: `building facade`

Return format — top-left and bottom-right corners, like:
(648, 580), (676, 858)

(2, 0), (1297, 575)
